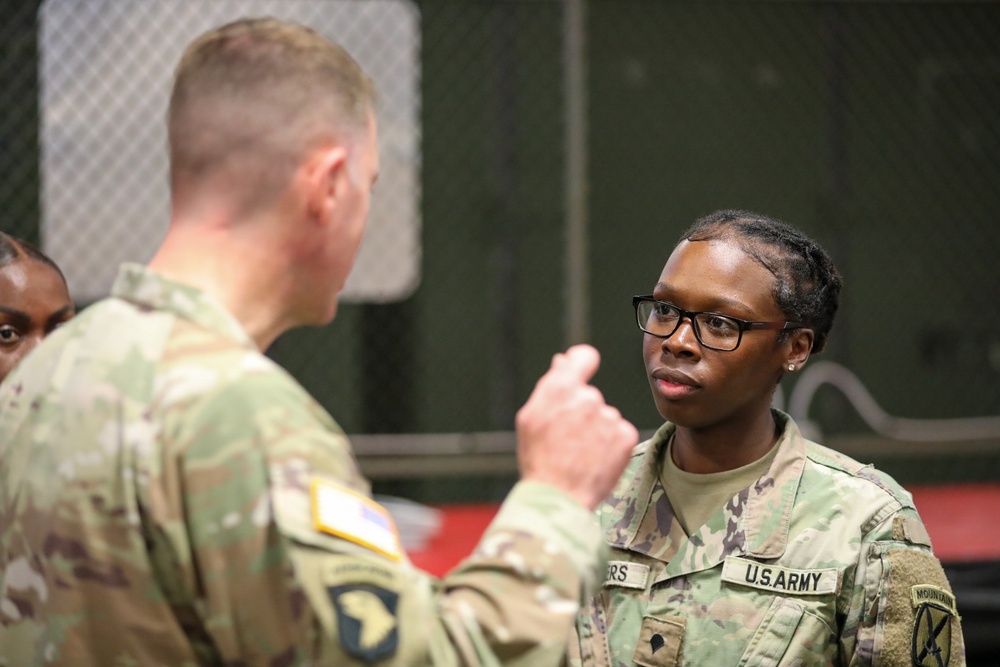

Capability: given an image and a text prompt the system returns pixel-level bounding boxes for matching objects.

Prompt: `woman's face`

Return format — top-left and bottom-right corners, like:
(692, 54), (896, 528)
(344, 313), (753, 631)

(0, 259), (75, 382)
(643, 238), (805, 431)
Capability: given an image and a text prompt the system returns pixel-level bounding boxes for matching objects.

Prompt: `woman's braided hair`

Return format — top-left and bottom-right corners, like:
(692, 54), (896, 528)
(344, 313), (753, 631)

(679, 210), (842, 353)
(0, 232), (68, 284)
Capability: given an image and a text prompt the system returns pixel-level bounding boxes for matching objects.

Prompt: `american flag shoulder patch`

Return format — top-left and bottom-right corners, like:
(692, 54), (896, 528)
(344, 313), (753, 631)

(310, 478), (402, 561)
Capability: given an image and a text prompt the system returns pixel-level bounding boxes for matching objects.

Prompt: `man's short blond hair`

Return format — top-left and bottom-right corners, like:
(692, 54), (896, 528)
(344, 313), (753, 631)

(168, 17), (374, 207)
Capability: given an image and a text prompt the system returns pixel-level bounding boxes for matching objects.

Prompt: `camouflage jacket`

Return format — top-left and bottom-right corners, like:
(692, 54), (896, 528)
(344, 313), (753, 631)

(0, 264), (608, 666)
(570, 414), (966, 667)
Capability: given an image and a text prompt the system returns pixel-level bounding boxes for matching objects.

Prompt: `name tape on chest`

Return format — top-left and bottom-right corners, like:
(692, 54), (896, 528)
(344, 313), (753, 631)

(722, 556), (840, 596)
(311, 479), (402, 561)
(604, 561), (650, 590)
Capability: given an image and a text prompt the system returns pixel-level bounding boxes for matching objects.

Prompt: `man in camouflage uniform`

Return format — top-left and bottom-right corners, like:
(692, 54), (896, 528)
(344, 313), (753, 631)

(0, 18), (639, 665)
(570, 413), (966, 666)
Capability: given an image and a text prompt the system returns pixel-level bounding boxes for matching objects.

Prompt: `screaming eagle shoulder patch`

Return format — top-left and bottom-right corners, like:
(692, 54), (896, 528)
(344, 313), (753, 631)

(329, 584), (400, 663)
(910, 585), (956, 667)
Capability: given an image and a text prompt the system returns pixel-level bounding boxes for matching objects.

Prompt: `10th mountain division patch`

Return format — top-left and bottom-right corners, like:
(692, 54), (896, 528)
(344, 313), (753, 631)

(910, 585), (956, 667)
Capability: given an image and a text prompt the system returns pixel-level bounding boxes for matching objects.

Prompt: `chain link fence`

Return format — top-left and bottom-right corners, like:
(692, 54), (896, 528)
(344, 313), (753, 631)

(2, 0), (999, 485)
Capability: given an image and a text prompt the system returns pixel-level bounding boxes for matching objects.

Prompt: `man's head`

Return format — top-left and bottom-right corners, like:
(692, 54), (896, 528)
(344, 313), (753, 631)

(168, 17), (374, 211)
(166, 18), (379, 330)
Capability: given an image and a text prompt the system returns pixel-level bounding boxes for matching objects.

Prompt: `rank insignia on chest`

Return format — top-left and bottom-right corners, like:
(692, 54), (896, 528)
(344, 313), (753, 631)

(911, 585), (955, 667)
(329, 584), (400, 663)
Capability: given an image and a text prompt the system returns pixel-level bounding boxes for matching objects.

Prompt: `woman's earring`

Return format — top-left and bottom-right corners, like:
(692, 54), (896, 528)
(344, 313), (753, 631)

(787, 363), (796, 372)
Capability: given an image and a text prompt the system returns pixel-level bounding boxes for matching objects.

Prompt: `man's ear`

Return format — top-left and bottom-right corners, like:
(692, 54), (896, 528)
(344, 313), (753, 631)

(304, 144), (348, 225)
(786, 328), (815, 370)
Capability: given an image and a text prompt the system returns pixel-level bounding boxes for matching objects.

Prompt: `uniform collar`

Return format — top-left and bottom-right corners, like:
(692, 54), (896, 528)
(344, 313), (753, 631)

(110, 263), (256, 349)
(602, 412), (807, 579)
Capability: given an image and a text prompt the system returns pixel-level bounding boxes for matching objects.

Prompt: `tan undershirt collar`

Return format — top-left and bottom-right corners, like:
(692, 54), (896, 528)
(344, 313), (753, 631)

(660, 435), (780, 536)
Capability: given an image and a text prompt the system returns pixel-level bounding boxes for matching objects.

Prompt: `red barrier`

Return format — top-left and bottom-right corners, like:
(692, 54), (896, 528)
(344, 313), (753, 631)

(908, 484), (1000, 563)
(406, 504), (500, 577)
(407, 484), (1000, 576)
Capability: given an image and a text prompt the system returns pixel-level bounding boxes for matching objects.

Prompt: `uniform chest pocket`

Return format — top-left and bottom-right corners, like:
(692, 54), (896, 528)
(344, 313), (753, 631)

(737, 596), (805, 667)
(720, 557), (841, 666)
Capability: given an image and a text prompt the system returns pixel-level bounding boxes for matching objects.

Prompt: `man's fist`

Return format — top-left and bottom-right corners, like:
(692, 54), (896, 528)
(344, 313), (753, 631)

(516, 345), (639, 510)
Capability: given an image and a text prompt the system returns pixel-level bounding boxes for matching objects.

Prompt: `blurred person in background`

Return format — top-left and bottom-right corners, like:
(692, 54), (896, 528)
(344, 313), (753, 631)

(0, 17), (638, 666)
(569, 210), (965, 666)
(0, 232), (74, 383)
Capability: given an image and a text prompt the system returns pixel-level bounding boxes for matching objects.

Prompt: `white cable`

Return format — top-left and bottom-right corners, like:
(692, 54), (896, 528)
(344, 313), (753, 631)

(787, 361), (1000, 442)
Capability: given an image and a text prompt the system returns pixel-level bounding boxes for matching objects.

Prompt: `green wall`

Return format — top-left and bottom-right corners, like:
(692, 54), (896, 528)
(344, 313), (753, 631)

(3, 1), (998, 486)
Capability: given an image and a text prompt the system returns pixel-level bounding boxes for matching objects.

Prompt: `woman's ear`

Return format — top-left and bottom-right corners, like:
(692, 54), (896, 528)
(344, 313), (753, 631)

(785, 328), (815, 371)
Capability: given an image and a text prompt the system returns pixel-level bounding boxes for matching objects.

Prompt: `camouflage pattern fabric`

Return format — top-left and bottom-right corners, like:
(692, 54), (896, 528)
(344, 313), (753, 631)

(570, 412), (966, 667)
(0, 263), (608, 666)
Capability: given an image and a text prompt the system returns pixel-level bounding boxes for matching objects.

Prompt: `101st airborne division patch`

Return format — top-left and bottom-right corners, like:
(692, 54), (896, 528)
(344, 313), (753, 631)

(329, 584), (400, 663)
(910, 584), (956, 667)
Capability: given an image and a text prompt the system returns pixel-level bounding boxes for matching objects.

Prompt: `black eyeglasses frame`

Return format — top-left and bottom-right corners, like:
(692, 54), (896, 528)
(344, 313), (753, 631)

(632, 295), (808, 352)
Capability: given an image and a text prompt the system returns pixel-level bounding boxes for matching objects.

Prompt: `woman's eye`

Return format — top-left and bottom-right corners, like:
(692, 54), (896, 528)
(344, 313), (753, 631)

(704, 315), (738, 333)
(654, 303), (679, 320)
(0, 325), (21, 344)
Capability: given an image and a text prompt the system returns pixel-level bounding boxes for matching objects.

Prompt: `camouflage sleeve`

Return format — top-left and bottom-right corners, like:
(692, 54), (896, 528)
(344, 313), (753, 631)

(157, 367), (608, 666)
(842, 504), (966, 667)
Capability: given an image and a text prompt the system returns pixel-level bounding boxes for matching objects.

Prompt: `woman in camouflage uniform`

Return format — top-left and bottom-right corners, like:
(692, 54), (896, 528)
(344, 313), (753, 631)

(0, 233), (74, 383)
(571, 210), (965, 666)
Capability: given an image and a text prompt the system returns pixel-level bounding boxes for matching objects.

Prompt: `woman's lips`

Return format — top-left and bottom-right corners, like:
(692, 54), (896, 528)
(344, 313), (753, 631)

(652, 369), (700, 400)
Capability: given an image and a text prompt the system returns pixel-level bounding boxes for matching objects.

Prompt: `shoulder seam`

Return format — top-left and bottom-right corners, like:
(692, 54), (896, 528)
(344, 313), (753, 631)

(803, 443), (915, 510)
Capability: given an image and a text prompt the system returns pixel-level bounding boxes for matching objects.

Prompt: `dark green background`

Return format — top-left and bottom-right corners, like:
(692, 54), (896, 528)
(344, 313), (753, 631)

(2, 1), (999, 488)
